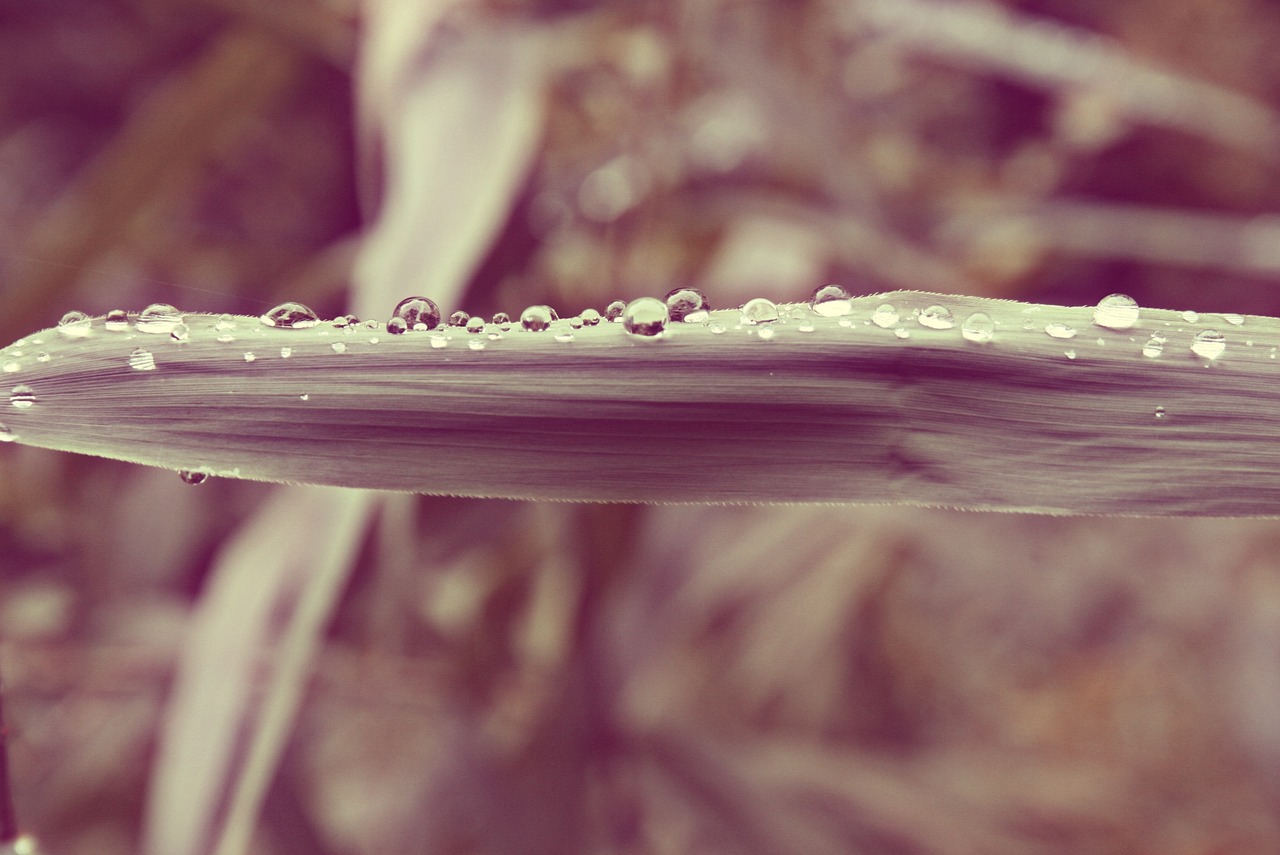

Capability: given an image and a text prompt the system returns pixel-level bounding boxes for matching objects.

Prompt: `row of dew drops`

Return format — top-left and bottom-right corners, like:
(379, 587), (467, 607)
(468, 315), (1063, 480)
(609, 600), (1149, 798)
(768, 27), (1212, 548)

(0, 289), (1257, 456)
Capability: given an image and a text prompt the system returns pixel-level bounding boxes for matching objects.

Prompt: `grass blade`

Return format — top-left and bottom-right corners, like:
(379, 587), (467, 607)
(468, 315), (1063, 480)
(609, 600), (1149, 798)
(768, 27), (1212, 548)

(2, 291), (1277, 515)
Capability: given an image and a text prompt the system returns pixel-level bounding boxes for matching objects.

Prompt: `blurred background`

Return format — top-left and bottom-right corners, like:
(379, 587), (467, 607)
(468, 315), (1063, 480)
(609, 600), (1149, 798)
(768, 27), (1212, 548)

(5, 0), (1280, 852)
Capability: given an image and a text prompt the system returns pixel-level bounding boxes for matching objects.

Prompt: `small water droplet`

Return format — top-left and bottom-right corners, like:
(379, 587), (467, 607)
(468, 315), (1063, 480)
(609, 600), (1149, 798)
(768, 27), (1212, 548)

(2, 362), (19, 374)
(487, 332), (503, 341)
(554, 331), (575, 343)
(1182, 310), (1199, 323)
(364, 319), (380, 330)
(169, 322), (189, 342)
(797, 322), (815, 332)
(465, 317), (485, 334)
(260, 301), (320, 329)
(0, 423), (14, 442)
(332, 314), (358, 329)
(1141, 335), (1165, 358)
(469, 339), (485, 351)
(137, 303), (183, 333)
(280, 347), (292, 358)
(568, 316), (584, 329)
(604, 301), (626, 322)
(580, 308), (602, 326)
(331, 341), (347, 354)
(757, 326), (776, 340)
(740, 297), (779, 325)
(179, 470), (209, 485)
(917, 305), (955, 330)
(1222, 313), (1245, 326)
(429, 333), (448, 349)
(1190, 329), (1225, 361)
(1154, 406), (1167, 420)
(623, 297), (669, 337)
(491, 311), (511, 326)
(57, 311), (92, 338)
(893, 328), (910, 339)
(128, 348), (156, 371)
(809, 284), (852, 317)
(35, 352), (49, 363)
(871, 304), (899, 328)
(9, 385), (35, 408)
(961, 312), (994, 343)
(1093, 294), (1139, 330)
(300, 394), (310, 401)
(1064, 349), (1076, 359)
(215, 313), (237, 331)
(104, 309), (129, 331)
(448, 311), (470, 327)
(244, 352), (256, 363)
(520, 305), (558, 332)
(710, 323), (726, 334)
(1044, 322), (1077, 339)
(388, 297), (441, 333)
(386, 317), (408, 335)
(665, 288), (710, 323)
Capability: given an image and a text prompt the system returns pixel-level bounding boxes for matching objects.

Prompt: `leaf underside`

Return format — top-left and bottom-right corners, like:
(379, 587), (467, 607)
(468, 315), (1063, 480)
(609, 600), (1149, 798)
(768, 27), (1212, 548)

(1, 290), (1275, 516)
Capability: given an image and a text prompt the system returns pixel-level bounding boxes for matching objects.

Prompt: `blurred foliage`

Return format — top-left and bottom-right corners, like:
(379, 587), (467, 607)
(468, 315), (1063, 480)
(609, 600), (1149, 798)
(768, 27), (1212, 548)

(6, 0), (1280, 853)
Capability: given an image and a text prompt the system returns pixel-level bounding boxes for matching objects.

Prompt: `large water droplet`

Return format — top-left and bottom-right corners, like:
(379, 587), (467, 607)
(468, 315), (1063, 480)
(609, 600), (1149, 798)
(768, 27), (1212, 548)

(961, 312), (994, 343)
(128, 348), (157, 371)
(332, 314), (357, 330)
(740, 297), (779, 325)
(9, 385), (35, 408)
(665, 288), (710, 323)
(1142, 334), (1165, 358)
(580, 308), (602, 326)
(1093, 294), (1139, 330)
(137, 303), (183, 333)
(520, 305), (558, 332)
(260, 301), (320, 329)
(871, 304), (899, 328)
(169, 323), (189, 342)
(179, 470), (209, 485)
(623, 297), (668, 337)
(58, 311), (91, 338)
(604, 301), (626, 322)
(1191, 329), (1225, 361)
(809, 284), (852, 317)
(104, 309), (129, 331)
(2, 362), (19, 374)
(465, 316), (485, 334)
(0, 423), (14, 442)
(389, 297), (441, 333)
(1044, 322), (1077, 339)
(386, 317), (408, 335)
(917, 305), (955, 330)
(448, 311), (470, 327)
(490, 311), (511, 326)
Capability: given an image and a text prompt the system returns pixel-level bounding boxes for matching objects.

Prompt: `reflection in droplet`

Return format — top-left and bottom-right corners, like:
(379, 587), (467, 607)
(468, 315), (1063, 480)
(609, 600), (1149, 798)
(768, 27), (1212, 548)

(104, 309), (129, 331)
(740, 297), (779, 325)
(665, 288), (710, 323)
(466, 317), (485, 334)
(128, 348), (156, 371)
(809, 284), (852, 317)
(1154, 406), (1167, 420)
(58, 311), (92, 338)
(9, 385), (36, 408)
(1092, 294), (1139, 330)
(179, 470), (209, 485)
(605, 301), (626, 322)
(1191, 329), (1225, 361)
(137, 303), (183, 334)
(961, 312), (994, 343)
(391, 297), (441, 332)
(623, 297), (669, 337)
(580, 308), (602, 326)
(448, 311), (470, 327)
(169, 323), (189, 342)
(260, 301), (320, 329)
(520, 305), (558, 332)
(917, 305), (955, 330)
(491, 312), (511, 326)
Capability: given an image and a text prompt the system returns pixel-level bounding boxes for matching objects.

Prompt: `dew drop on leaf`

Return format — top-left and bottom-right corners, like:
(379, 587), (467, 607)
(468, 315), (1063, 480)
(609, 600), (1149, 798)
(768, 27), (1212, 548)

(665, 288), (710, 323)
(2, 362), (19, 374)
(1142, 335), (1165, 358)
(758, 326), (775, 340)
(1154, 406), (1167, 420)
(331, 341), (347, 354)
(1182, 310), (1199, 323)
(36, 353), (49, 363)
(469, 339), (485, 351)
(179, 470), (209, 485)
(465, 317), (485, 334)
(128, 348), (157, 371)
(604, 301), (626, 322)
(280, 347), (292, 358)
(1190, 329), (1225, 361)
(9, 385), (36, 408)
(871, 304), (899, 328)
(580, 308), (602, 326)
(917, 305), (955, 330)
(57, 311), (91, 338)
(809, 284), (852, 317)
(1093, 294), (1139, 330)
(244, 352), (256, 363)
(137, 303), (183, 334)
(430, 333), (448, 349)
(1222, 313), (1245, 326)
(448, 311), (470, 327)
(623, 297), (668, 337)
(386, 317), (409, 335)
(554, 331), (575, 343)
(260, 301), (320, 329)
(490, 311), (511, 326)
(0, 422), (14, 442)
(961, 311), (994, 343)
(215, 313), (237, 331)
(520, 305), (558, 331)
(1044, 322), (1077, 339)
(390, 297), (441, 332)
(740, 297), (779, 325)
(893, 328), (910, 339)
(169, 323), (189, 342)
(104, 309), (129, 331)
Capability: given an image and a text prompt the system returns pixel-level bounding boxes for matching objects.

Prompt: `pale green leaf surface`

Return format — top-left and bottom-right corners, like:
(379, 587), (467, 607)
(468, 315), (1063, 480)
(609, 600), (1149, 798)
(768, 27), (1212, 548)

(2, 291), (1277, 515)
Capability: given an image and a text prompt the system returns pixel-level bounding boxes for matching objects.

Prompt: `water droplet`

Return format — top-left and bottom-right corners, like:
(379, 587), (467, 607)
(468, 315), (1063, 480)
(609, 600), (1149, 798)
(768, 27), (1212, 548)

(260, 301), (320, 329)
(871, 304), (899, 328)
(244, 352), (256, 363)
(469, 339), (486, 351)
(104, 309), (129, 331)
(604, 301), (626, 322)
(169, 323), (189, 342)
(809, 284), (852, 317)
(568, 316), (584, 329)
(364, 319), (380, 330)
(280, 347), (292, 358)
(9, 385), (35, 408)
(487, 332), (503, 341)
(1044, 322), (1077, 339)
(797, 322), (815, 332)
(300, 394), (310, 401)
(448, 311), (470, 327)
(710, 322), (726, 334)
(179, 470), (209, 485)
(386, 317), (408, 335)
(430, 333), (448, 349)
(520, 305), (558, 331)
(1141, 335), (1165, 358)
(757, 326), (776, 340)
(740, 297), (779, 325)
(623, 297), (669, 337)
(128, 349), (156, 371)
(1092, 294), (1139, 330)
(490, 311), (511, 326)
(465, 317), (485, 334)
(215, 313), (237, 331)
(959, 312), (994, 343)
(0, 423), (14, 442)
(1190, 329), (1226, 361)
(893, 328), (910, 339)
(389, 297), (441, 332)
(554, 331), (575, 343)
(2, 362), (18, 374)
(332, 314), (358, 329)
(580, 308), (602, 326)
(1222, 313), (1245, 326)
(917, 305), (955, 330)
(1064, 349), (1076, 359)
(57, 311), (92, 338)
(665, 288), (710, 323)
(137, 303), (183, 333)
(35, 352), (49, 363)
(1182, 310), (1199, 323)
(1154, 406), (1167, 420)
(331, 341), (347, 354)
